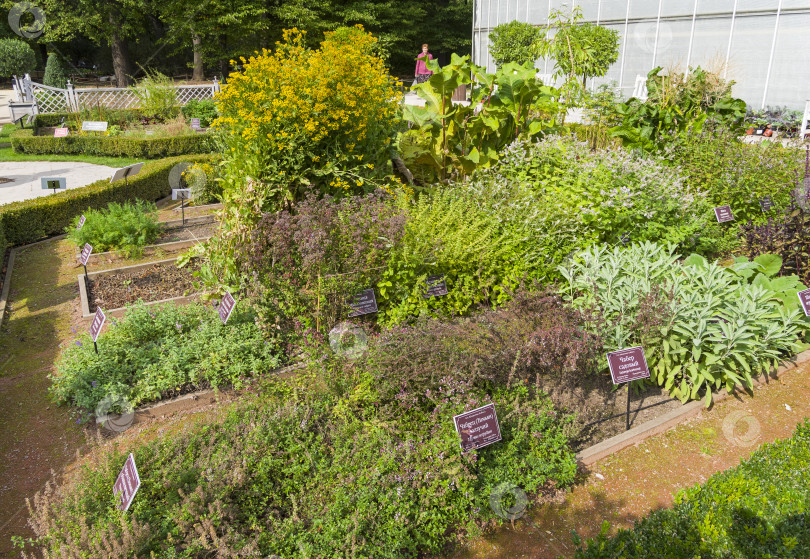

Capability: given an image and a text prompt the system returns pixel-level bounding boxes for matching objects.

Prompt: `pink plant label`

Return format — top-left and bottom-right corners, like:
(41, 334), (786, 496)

(217, 292), (236, 324)
(714, 205), (734, 223)
(79, 243), (93, 266)
(90, 307), (106, 342)
(453, 403), (502, 451)
(606, 346), (650, 384)
(191, 118), (201, 130)
(113, 453), (141, 511)
(798, 288), (810, 317)
(53, 127), (68, 137)
(347, 288), (378, 317)
(77, 214), (86, 229)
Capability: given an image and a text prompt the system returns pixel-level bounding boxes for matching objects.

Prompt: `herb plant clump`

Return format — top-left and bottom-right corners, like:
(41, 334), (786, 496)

(66, 200), (162, 257)
(561, 242), (808, 406)
(51, 302), (282, 413)
(30, 343), (576, 558)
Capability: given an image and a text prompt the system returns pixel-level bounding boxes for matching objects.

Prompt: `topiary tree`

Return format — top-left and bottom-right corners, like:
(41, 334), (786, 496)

(43, 52), (69, 88)
(0, 38), (37, 78)
(489, 21), (541, 68)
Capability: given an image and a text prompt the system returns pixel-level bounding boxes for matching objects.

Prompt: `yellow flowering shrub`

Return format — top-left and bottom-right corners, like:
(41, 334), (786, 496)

(214, 26), (402, 210)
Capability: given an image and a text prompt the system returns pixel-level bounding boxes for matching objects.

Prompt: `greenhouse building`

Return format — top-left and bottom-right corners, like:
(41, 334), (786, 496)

(472, 1), (810, 109)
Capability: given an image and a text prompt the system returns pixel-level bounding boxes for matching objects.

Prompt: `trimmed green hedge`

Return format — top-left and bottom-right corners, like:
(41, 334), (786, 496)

(10, 129), (214, 159)
(32, 109), (174, 128)
(572, 419), (810, 558)
(0, 154), (218, 247)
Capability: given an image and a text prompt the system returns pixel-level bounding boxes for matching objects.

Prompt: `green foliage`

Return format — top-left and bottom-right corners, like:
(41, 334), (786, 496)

(560, 242), (808, 406)
(51, 302), (281, 413)
(572, 420), (810, 558)
(547, 22), (619, 87)
(180, 99), (218, 128)
(0, 154), (216, 247)
(128, 68), (179, 121)
(403, 54), (559, 181)
(32, 110), (145, 129)
(34, 345), (575, 557)
(379, 186), (527, 324)
(740, 197), (810, 285)
(10, 128), (214, 158)
(0, 38), (37, 78)
(42, 52), (68, 89)
(664, 129), (803, 224)
(488, 20), (542, 67)
(65, 200), (161, 256)
(612, 66), (747, 152)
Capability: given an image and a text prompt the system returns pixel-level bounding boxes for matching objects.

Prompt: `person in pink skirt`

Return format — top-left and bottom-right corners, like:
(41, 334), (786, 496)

(415, 44), (434, 84)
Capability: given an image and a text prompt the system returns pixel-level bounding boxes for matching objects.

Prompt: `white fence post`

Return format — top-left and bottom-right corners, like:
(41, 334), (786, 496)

(800, 100), (810, 140)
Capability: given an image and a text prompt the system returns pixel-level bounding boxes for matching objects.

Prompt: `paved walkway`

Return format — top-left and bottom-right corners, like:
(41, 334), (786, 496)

(0, 161), (116, 206)
(0, 89), (14, 125)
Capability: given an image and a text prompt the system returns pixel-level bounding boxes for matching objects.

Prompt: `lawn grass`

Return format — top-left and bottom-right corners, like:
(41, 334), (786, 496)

(0, 146), (141, 167)
(0, 123), (18, 140)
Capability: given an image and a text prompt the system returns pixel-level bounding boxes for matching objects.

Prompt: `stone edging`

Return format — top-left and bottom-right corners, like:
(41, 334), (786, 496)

(576, 348), (810, 466)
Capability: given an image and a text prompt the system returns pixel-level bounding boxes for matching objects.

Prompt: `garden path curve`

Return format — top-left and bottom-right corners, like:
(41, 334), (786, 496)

(0, 161), (116, 206)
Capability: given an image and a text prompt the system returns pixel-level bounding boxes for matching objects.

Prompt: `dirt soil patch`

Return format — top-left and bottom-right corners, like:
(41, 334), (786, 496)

(157, 222), (215, 243)
(541, 374), (683, 451)
(88, 261), (198, 312)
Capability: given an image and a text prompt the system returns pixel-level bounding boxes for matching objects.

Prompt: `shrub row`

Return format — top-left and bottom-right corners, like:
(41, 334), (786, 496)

(10, 128), (214, 159)
(32, 109), (172, 128)
(573, 419), (810, 558)
(0, 153), (217, 247)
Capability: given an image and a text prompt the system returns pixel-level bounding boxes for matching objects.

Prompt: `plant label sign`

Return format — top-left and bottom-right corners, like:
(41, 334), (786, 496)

(714, 205), (734, 223)
(217, 292), (236, 324)
(190, 118), (201, 130)
(41, 177), (66, 190)
(423, 275), (448, 298)
(113, 453), (141, 511)
(347, 288), (378, 317)
(90, 307), (106, 342)
(79, 243), (93, 266)
(172, 188), (191, 200)
(453, 403), (502, 451)
(759, 196), (774, 212)
(606, 346), (650, 384)
(53, 127), (68, 137)
(798, 288), (810, 316)
(81, 120), (108, 132)
(77, 214), (86, 229)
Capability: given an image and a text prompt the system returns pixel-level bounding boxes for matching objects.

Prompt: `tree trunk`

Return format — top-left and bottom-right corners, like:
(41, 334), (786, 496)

(109, 13), (132, 88)
(192, 33), (204, 81)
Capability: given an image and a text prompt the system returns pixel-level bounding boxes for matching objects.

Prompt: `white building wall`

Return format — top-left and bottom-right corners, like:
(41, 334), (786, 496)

(472, 0), (810, 109)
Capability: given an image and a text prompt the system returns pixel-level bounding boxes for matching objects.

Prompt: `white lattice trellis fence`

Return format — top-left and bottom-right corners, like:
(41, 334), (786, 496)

(12, 74), (223, 114)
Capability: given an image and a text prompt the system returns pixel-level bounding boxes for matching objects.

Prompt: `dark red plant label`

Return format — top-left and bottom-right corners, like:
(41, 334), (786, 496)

(759, 196), (773, 212)
(798, 288), (810, 316)
(453, 403), (502, 452)
(606, 346), (651, 384)
(90, 307), (106, 342)
(348, 288), (378, 317)
(423, 275), (448, 298)
(79, 243), (93, 266)
(113, 453), (141, 511)
(217, 292), (236, 324)
(714, 205), (734, 223)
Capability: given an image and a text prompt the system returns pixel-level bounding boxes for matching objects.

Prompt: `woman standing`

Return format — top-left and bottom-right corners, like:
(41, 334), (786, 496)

(414, 44), (434, 84)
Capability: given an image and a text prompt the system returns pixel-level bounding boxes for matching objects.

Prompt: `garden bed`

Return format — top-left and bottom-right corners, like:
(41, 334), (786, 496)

(75, 214), (215, 265)
(78, 257), (199, 317)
